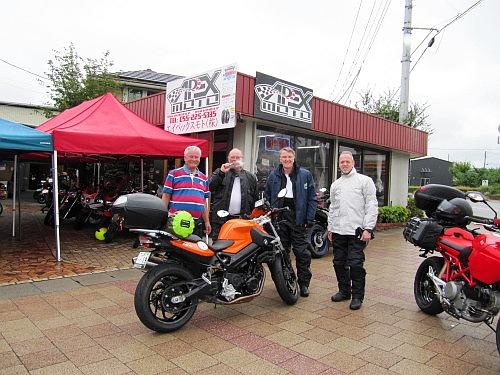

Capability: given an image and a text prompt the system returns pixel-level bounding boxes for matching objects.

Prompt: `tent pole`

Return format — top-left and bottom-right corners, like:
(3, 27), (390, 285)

(52, 150), (61, 262)
(11, 154), (17, 237)
(17, 161), (21, 239)
(140, 158), (144, 192)
(205, 156), (209, 244)
(97, 162), (101, 187)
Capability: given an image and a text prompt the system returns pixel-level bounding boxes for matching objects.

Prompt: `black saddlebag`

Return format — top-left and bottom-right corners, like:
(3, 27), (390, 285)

(403, 217), (443, 250)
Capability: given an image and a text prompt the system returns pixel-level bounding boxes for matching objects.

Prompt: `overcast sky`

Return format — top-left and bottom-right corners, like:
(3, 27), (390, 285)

(1, 0), (499, 167)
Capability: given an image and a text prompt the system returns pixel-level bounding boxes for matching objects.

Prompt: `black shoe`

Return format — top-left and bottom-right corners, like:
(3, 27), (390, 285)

(349, 298), (362, 310)
(331, 292), (351, 302)
(299, 285), (309, 297)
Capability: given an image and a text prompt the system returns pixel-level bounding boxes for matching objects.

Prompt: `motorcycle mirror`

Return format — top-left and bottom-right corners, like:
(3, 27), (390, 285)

(466, 191), (485, 203)
(277, 188), (287, 198)
(217, 210), (229, 218)
(254, 198), (264, 208)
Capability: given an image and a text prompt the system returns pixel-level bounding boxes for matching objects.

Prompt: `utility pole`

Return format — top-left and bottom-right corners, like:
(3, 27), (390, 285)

(399, 0), (413, 124)
(483, 151), (486, 168)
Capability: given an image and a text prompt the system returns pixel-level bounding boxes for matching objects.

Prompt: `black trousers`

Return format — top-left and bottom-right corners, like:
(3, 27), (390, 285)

(279, 216), (312, 287)
(193, 218), (205, 238)
(332, 234), (367, 299)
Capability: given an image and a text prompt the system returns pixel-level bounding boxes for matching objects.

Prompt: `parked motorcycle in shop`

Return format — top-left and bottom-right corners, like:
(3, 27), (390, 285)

(73, 191), (114, 230)
(43, 188), (82, 227)
(33, 178), (52, 205)
(403, 184), (500, 353)
(307, 188), (331, 258)
(114, 190), (298, 332)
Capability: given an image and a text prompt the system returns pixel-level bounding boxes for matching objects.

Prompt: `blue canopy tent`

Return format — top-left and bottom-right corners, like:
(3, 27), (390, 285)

(0, 118), (60, 260)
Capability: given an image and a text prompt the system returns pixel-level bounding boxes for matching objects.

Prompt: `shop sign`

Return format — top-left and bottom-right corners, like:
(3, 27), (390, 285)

(265, 135), (290, 152)
(165, 64), (237, 134)
(254, 72), (313, 129)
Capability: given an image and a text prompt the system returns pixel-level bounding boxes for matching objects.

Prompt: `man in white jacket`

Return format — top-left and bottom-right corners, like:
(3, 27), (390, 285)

(327, 151), (378, 310)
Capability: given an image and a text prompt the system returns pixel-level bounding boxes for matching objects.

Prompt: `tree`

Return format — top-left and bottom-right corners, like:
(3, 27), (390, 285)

(449, 161), (480, 186)
(355, 89), (433, 134)
(41, 43), (121, 116)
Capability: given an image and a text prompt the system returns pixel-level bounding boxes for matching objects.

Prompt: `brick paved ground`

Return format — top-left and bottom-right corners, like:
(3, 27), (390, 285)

(0, 203), (498, 374)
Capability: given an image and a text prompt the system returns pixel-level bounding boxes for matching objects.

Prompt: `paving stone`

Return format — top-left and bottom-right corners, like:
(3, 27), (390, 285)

(0, 284), (42, 300)
(172, 350), (219, 372)
(71, 273), (116, 286)
(389, 358), (441, 375)
(34, 278), (82, 293)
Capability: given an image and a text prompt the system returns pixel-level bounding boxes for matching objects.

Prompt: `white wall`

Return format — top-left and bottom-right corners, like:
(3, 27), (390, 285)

(389, 151), (410, 206)
(0, 104), (53, 126)
(232, 119), (257, 173)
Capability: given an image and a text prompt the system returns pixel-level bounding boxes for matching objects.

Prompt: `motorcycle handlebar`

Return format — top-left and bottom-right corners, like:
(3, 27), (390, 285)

(465, 215), (494, 225)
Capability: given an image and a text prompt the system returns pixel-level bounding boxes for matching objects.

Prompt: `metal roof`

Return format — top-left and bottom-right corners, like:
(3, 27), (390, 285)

(116, 69), (182, 84)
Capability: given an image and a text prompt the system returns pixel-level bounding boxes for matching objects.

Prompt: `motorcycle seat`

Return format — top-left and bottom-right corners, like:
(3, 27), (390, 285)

(208, 240), (234, 252)
(439, 240), (472, 261)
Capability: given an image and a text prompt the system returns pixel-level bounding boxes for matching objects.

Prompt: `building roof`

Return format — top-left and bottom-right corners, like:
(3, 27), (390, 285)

(411, 156), (451, 163)
(116, 69), (182, 84)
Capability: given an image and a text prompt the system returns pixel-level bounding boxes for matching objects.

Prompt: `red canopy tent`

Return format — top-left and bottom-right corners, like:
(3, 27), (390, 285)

(37, 92), (208, 157)
(36, 93), (209, 261)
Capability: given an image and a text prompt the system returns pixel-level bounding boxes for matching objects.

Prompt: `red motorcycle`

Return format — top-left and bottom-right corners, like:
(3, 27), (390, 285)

(404, 184), (500, 353)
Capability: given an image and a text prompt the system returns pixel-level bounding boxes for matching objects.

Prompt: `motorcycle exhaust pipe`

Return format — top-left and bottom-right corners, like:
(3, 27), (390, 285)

(132, 256), (158, 269)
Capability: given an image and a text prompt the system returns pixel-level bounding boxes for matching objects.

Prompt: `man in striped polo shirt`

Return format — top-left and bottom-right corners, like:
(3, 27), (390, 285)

(162, 146), (211, 237)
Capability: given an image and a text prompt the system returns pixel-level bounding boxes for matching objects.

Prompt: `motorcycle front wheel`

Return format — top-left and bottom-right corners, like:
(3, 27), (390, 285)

(496, 317), (499, 354)
(134, 263), (198, 333)
(307, 224), (330, 258)
(269, 252), (299, 305)
(414, 256), (444, 315)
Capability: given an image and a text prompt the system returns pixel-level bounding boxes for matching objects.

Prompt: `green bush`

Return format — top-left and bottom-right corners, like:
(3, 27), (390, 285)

(406, 197), (424, 218)
(378, 205), (410, 223)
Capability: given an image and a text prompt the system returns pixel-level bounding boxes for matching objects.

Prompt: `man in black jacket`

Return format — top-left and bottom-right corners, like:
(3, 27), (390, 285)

(209, 148), (258, 239)
(265, 147), (317, 297)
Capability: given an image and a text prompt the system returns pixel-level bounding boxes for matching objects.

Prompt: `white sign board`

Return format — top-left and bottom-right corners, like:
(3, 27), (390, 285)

(482, 179), (489, 187)
(165, 64), (237, 134)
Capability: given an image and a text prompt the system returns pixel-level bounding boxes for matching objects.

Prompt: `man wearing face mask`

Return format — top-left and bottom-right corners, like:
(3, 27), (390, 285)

(209, 148), (258, 239)
(327, 151), (378, 310)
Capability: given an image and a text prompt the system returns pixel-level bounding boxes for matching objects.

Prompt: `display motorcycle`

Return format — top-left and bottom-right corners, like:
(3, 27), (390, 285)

(403, 184), (500, 353)
(307, 187), (330, 258)
(73, 191), (114, 230)
(33, 178), (52, 204)
(43, 188), (82, 227)
(112, 190), (299, 333)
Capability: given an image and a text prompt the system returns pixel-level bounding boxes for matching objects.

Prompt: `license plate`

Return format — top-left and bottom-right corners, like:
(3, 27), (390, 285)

(134, 251), (151, 268)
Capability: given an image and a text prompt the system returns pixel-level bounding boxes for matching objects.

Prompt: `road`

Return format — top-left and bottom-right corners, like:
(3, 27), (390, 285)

(470, 199), (499, 219)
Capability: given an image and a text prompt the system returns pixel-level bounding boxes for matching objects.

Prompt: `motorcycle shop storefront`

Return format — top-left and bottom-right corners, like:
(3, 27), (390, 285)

(125, 71), (427, 207)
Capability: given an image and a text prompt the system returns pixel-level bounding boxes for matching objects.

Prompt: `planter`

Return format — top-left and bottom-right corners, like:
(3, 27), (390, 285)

(375, 222), (405, 231)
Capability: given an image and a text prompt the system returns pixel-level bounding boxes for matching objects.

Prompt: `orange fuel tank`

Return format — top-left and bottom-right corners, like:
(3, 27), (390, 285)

(217, 219), (267, 254)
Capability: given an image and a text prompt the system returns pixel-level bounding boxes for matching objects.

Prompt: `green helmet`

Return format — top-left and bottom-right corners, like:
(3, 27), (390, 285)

(168, 210), (194, 238)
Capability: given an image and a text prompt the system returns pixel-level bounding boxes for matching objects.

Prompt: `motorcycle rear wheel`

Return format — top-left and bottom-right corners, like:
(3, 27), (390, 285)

(270, 252), (299, 305)
(134, 263), (198, 333)
(414, 256), (444, 315)
(308, 224), (330, 258)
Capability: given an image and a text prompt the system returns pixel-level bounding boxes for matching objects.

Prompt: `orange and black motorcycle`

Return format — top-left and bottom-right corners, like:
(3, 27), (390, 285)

(111, 192), (299, 333)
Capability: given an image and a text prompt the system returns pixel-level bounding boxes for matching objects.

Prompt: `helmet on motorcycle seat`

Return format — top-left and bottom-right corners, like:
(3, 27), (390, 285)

(167, 210), (195, 238)
(435, 197), (473, 226)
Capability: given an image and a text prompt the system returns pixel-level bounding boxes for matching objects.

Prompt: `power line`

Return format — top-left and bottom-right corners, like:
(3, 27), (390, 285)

(410, 0), (484, 73)
(330, 0), (363, 100)
(335, 0), (377, 100)
(0, 58), (48, 81)
(338, 0), (392, 103)
(344, 0), (392, 102)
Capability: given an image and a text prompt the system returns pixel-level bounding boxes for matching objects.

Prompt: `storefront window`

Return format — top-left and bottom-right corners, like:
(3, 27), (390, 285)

(254, 127), (331, 192)
(338, 144), (388, 206)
